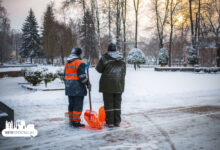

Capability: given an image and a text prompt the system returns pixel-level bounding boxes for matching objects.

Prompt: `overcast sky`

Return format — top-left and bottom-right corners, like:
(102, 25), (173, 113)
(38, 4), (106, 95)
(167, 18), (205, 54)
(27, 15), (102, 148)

(2, 0), (60, 30)
(2, 0), (153, 40)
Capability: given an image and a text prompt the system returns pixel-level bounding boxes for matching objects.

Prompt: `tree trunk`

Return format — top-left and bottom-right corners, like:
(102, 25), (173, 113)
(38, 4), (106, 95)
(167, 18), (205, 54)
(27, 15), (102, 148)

(60, 45), (64, 65)
(0, 47), (2, 64)
(122, 0), (127, 60)
(82, 0), (87, 44)
(159, 37), (163, 48)
(189, 0), (195, 47)
(45, 81), (47, 88)
(168, 0), (174, 67)
(108, 0), (111, 41)
(137, 63), (140, 68)
(134, 63), (136, 70)
(216, 33), (220, 67)
(196, 0), (201, 65)
(154, 0), (168, 49)
(91, 0), (102, 58)
(116, 0), (121, 50)
(197, 0), (201, 41)
(94, 0), (102, 58)
(135, 10), (138, 48)
(134, 0), (139, 48)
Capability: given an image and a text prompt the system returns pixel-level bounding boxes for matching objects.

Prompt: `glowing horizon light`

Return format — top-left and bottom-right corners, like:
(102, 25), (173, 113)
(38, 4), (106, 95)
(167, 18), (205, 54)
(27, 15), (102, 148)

(178, 15), (183, 22)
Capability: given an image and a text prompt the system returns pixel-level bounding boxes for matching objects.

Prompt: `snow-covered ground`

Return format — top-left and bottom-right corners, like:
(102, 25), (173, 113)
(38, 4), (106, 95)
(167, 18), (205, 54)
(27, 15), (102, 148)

(0, 68), (220, 150)
(0, 67), (22, 72)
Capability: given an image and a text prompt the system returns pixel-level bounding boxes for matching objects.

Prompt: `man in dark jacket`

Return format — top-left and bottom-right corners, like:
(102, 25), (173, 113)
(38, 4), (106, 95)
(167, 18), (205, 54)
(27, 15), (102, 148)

(65, 47), (91, 128)
(96, 43), (126, 127)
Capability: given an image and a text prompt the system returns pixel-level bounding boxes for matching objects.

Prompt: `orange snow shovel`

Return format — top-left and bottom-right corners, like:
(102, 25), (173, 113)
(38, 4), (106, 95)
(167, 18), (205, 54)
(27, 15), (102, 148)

(84, 65), (102, 129)
(98, 106), (106, 124)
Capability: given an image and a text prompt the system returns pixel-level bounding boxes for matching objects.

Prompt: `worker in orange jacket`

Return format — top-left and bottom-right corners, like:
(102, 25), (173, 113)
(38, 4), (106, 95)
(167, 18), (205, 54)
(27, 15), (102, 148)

(64, 47), (91, 127)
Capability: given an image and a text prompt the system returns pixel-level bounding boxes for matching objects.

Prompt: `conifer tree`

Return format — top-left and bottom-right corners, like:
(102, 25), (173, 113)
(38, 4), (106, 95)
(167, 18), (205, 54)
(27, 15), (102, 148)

(20, 9), (41, 63)
(80, 10), (98, 64)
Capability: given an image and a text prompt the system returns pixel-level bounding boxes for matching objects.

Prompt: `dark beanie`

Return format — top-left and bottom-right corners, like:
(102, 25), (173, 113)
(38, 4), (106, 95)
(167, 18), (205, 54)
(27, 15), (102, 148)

(71, 47), (82, 55)
(108, 43), (116, 51)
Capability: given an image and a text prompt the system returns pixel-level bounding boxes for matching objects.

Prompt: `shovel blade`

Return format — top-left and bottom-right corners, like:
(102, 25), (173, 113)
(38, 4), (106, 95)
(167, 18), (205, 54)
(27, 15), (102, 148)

(84, 110), (102, 129)
(98, 106), (106, 124)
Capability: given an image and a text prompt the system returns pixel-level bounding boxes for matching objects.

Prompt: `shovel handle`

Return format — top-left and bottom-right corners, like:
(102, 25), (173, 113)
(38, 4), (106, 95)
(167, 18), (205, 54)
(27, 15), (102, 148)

(86, 64), (92, 111)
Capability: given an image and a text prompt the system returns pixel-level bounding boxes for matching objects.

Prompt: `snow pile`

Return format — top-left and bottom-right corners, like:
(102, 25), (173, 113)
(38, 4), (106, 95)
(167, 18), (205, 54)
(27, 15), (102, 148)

(127, 48), (146, 64)
(159, 47), (169, 65)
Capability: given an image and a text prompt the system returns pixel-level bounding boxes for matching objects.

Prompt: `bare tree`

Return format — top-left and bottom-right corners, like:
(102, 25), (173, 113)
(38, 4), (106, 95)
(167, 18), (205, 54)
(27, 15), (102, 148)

(91, 0), (102, 58)
(168, 0), (179, 66)
(151, 0), (170, 49)
(203, 0), (220, 66)
(53, 21), (73, 65)
(11, 29), (22, 61)
(62, 0), (87, 46)
(0, 1), (11, 64)
(116, 0), (122, 50)
(133, 0), (139, 48)
(108, 0), (112, 41)
(122, 0), (127, 58)
(189, 0), (195, 46)
(43, 4), (56, 64)
(100, 0), (114, 42)
(189, 0), (201, 52)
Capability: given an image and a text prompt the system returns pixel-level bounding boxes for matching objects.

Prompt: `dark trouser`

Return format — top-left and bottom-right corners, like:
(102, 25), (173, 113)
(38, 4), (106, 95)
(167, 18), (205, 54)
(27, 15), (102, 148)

(103, 93), (122, 125)
(68, 96), (84, 123)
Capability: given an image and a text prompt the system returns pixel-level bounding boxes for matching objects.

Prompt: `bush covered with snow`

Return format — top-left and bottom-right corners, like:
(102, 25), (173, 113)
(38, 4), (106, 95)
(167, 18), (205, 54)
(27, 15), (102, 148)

(22, 67), (57, 86)
(56, 69), (65, 83)
(159, 47), (169, 66)
(187, 46), (198, 65)
(41, 68), (57, 87)
(23, 69), (43, 86)
(127, 48), (146, 70)
(194, 67), (220, 73)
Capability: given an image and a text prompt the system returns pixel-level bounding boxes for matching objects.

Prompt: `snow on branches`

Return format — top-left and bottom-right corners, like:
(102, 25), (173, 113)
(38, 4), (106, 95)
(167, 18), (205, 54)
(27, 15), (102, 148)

(19, 9), (42, 62)
(127, 48), (146, 70)
(187, 46), (198, 66)
(159, 47), (169, 66)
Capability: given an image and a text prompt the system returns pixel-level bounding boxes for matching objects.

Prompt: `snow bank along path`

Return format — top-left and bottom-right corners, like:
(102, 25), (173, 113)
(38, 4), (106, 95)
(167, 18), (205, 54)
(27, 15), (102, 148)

(0, 68), (220, 109)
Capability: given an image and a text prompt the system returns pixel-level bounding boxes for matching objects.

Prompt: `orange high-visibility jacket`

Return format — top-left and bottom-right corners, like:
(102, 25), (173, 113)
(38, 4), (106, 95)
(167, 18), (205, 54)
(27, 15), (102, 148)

(65, 59), (83, 80)
(64, 59), (88, 96)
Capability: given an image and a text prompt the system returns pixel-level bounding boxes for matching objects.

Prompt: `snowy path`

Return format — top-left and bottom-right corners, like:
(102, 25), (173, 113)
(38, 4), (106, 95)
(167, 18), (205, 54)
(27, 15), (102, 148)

(1, 105), (220, 150)
(0, 68), (220, 150)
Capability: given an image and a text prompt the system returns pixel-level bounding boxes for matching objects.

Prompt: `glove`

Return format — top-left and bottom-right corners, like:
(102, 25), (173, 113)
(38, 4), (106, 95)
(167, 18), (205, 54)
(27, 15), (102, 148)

(87, 82), (92, 91)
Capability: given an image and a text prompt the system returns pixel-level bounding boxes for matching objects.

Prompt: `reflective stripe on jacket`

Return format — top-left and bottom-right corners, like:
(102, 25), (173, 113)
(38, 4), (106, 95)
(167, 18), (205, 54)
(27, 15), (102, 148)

(68, 111), (82, 122)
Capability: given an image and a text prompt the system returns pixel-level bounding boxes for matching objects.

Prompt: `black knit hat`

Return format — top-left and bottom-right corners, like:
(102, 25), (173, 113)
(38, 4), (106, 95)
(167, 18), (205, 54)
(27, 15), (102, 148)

(108, 43), (116, 51)
(71, 47), (82, 55)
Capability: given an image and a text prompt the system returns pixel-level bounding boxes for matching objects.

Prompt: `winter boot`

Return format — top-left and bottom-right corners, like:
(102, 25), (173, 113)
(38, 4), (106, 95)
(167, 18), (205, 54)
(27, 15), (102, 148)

(106, 124), (114, 128)
(71, 122), (85, 128)
(114, 122), (120, 127)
